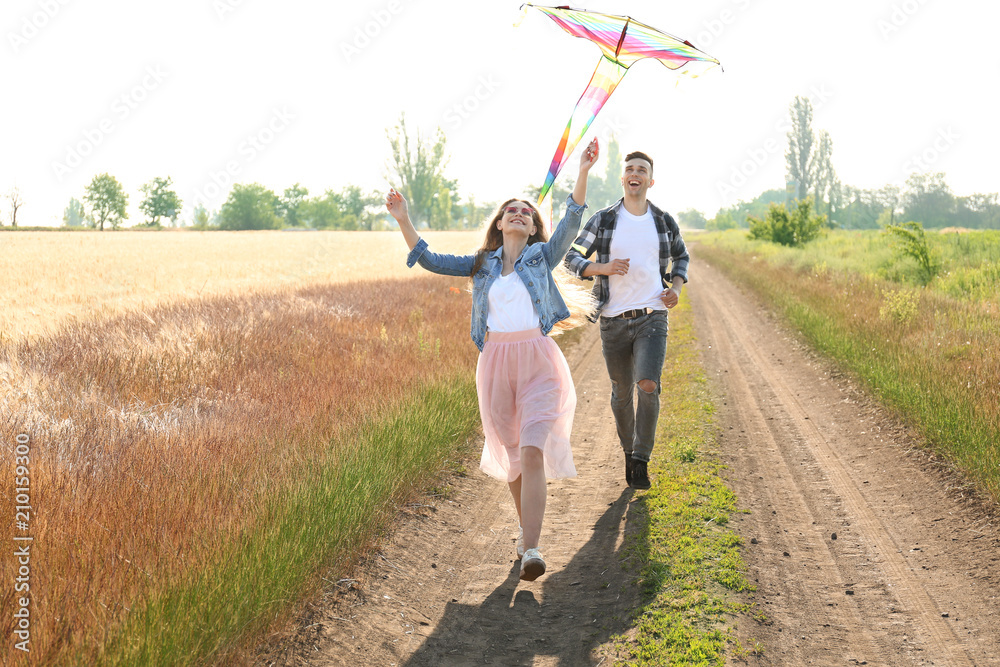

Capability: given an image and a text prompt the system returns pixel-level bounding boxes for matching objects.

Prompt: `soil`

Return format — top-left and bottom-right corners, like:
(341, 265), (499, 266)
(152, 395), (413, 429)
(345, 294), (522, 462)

(254, 259), (1000, 666)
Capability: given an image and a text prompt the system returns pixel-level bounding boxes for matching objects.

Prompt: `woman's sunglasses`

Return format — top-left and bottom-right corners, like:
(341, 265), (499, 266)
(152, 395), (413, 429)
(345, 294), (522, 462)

(504, 206), (534, 217)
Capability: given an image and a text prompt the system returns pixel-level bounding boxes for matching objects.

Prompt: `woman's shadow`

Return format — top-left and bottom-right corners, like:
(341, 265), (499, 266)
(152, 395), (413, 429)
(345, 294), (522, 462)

(402, 488), (643, 666)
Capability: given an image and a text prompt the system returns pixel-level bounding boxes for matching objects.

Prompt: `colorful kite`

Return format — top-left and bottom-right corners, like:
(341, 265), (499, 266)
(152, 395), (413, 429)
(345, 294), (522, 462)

(520, 4), (721, 218)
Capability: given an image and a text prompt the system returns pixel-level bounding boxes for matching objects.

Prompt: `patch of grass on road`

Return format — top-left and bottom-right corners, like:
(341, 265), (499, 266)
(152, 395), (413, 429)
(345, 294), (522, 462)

(614, 298), (758, 666)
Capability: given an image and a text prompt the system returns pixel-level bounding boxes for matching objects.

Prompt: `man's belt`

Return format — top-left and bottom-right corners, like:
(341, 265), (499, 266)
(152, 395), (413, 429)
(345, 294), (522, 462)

(608, 307), (655, 320)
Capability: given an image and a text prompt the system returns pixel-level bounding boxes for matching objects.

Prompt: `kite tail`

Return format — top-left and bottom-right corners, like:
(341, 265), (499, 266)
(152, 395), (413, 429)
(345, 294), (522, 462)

(537, 55), (627, 226)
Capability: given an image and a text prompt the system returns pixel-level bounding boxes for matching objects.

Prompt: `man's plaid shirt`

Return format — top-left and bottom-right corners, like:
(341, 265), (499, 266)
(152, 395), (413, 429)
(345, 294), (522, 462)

(563, 198), (690, 322)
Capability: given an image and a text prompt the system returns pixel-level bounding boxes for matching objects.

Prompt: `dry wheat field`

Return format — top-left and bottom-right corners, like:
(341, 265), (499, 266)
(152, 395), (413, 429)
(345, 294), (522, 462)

(0, 230), (480, 341)
(1, 230), (483, 664)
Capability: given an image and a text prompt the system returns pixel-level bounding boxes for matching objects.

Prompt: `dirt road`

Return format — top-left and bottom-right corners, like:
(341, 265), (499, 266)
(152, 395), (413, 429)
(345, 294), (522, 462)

(257, 259), (1000, 666)
(695, 258), (1000, 666)
(255, 321), (644, 666)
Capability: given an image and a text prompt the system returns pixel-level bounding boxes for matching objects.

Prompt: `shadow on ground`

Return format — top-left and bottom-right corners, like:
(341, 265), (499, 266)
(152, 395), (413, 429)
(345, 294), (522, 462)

(402, 488), (644, 666)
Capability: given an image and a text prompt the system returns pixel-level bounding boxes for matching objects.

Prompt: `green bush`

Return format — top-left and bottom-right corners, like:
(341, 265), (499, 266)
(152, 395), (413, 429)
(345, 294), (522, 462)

(883, 221), (940, 285)
(879, 288), (919, 324)
(747, 198), (825, 247)
(706, 210), (738, 231)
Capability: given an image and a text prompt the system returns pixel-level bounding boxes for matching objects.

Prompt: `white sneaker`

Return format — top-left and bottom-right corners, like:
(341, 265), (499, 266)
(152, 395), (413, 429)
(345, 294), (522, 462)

(517, 526), (524, 559)
(519, 548), (545, 581)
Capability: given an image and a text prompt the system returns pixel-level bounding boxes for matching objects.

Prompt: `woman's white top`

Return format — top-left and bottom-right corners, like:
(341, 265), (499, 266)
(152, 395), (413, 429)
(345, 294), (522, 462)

(486, 271), (540, 332)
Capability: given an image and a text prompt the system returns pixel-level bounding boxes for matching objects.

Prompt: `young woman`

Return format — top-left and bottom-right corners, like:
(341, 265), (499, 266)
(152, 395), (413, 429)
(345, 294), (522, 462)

(385, 138), (599, 581)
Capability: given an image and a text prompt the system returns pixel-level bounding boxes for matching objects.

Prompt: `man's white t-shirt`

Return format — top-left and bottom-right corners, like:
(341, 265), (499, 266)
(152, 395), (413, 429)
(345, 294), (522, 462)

(604, 205), (663, 317)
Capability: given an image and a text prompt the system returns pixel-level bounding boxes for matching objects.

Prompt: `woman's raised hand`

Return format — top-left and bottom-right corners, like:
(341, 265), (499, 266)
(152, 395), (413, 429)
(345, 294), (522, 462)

(385, 187), (409, 224)
(579, 137), (599, 172)
(387, 187), (422, 250)
(570, 137), (599, 206)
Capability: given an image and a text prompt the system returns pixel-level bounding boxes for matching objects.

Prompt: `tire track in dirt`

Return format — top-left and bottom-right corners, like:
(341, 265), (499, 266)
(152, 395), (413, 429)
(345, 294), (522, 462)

(689, 257), (999, 666)
(707, 284), (973, 666)
(255, 324), (647, 666)
(697, 281), (885, 665)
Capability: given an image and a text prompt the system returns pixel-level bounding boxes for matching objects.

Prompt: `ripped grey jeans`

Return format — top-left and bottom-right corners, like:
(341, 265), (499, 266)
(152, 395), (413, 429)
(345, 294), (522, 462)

(598, 310), (668, 462)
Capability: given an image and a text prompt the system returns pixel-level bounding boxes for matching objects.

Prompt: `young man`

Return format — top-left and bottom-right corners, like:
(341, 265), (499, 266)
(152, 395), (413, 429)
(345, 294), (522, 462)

(564, 151), (689, 489)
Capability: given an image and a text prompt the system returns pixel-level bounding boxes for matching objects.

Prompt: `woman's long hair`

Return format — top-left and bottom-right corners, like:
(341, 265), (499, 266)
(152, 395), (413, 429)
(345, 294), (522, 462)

(470, 198), (595, 333)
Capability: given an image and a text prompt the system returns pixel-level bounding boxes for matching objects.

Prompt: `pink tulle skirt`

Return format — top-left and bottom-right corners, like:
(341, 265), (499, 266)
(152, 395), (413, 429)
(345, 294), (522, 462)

(476, 328), (577, 482)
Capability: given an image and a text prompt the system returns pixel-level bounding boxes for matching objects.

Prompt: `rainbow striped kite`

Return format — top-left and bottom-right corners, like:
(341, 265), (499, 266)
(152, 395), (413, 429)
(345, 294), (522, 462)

(521, 4), (721, 218)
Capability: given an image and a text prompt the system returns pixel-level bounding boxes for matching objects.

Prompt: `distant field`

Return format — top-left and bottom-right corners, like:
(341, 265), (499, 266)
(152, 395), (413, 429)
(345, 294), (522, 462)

(701, 228), (1000, 303)
(0, 230), (480, 340)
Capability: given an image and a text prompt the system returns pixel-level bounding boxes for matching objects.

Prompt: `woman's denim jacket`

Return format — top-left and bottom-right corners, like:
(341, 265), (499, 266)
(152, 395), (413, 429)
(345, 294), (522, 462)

(406, 195), (587, 352)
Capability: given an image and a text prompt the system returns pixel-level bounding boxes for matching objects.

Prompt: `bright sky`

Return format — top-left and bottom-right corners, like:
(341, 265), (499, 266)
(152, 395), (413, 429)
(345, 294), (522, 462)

(3, 0), (998, 227)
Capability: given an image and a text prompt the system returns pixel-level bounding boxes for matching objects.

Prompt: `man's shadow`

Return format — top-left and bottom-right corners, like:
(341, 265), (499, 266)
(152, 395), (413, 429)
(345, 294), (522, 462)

(402, 488), (644, 666)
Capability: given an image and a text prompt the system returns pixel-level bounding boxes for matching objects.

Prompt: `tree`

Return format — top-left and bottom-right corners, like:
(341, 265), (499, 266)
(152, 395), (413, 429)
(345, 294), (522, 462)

(299, 186), (380, 230)
(385, 114), (457, 229)
(63, 197), (86, 227)
(837, 187), (874, 229)
(902, 172), (955, 228)
(84, 173), (129, 230)
(277, 183), (309, 227)
(603, 136), (623, 195)
(707, 210), (738, 231)
(139, 176), (183, 227)
(785, 97), (841, 221)
(587, 135), (625, 206)
(6, 187), (24, 227)
(456, 194), (498, 230)
(712, 189), (786, 229)
(526, 176), (573, 219)
(191, 203), (213, 230)
(963, 192), (1000, 228)
(219, 183), (281, 230)
(340, 185), (382, 230)
(876, 185), (902, 227)
(747, 197), (826, 247)
(536, 135), (624, 213)
(677, 209), (707, 229)
(838, 185), (901, 230)
(785, 96), (816, 202)
(811, 130), (841, 219)
(302, 190), (349, 229)
(429, 181), (455, 230)
(837, 184), (900, 229)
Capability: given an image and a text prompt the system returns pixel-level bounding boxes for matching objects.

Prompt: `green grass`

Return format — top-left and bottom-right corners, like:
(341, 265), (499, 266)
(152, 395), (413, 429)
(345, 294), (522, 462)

(702, 227), (1000, 299)
(89, 375), (480, 666)
(695, 231), (1000, 502)
(613, 298), (757, 666)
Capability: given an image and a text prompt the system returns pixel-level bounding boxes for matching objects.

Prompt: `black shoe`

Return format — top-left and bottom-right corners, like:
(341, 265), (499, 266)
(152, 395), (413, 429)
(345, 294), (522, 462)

(630, 459), (651, 490)
(624, 452), (634, 485)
